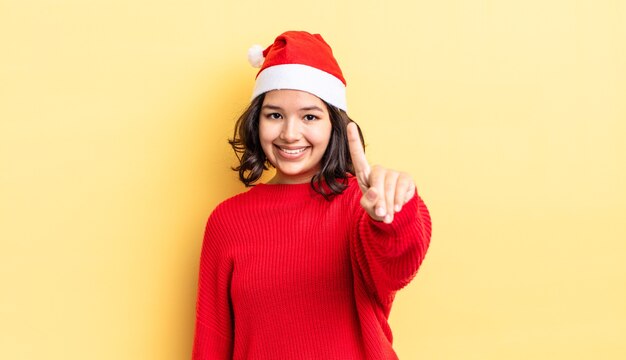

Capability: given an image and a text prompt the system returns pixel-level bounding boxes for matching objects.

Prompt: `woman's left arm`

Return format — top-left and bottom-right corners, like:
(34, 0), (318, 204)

(350, 189), (432, 308)
(347, 122), (433, 308)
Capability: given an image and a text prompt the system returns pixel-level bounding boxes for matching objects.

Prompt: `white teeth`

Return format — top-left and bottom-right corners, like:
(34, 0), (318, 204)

(280, 147), (307, 154)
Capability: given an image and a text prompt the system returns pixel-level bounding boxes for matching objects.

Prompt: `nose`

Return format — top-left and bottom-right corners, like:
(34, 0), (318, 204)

(279, 117), (302, 142)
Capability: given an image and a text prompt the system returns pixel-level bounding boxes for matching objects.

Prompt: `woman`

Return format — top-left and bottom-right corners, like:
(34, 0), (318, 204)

(192, 30), (432, 360)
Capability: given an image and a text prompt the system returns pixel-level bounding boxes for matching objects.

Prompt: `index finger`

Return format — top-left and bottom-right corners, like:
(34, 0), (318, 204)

(347, 122), (371, 184)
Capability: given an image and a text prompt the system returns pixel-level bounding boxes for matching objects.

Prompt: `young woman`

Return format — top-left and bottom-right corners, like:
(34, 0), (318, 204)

(192, 30), (432, 360)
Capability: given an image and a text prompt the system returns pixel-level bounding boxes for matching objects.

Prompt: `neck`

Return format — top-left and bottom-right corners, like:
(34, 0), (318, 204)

(268, 170), (319, 185)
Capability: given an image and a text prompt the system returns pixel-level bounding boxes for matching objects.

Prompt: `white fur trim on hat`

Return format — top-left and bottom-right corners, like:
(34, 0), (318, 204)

(252, 64), (347, 112)
(247, 45), (265, 68)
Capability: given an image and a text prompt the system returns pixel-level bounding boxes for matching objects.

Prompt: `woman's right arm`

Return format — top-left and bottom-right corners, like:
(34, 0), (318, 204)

(192, 210), (234, 359)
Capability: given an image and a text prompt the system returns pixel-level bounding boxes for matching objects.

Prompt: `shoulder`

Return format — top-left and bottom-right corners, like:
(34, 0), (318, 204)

(216, 187), (255, 211)
(330, 174), (363, 216)
(205, 186), (258, 228)
(200, 187), (260, 254)
(341, 173), (361, 201)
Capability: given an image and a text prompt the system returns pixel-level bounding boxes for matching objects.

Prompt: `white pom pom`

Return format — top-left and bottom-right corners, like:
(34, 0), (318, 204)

(247, 44), (265, 68)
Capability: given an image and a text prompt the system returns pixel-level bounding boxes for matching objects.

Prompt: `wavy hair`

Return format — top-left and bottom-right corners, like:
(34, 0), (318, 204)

(227, 92), (366, 200)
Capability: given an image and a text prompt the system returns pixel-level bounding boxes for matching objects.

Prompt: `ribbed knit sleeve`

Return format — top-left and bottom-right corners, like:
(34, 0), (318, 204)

(350, 189), (432, 310)
(192, 208), (234, 359)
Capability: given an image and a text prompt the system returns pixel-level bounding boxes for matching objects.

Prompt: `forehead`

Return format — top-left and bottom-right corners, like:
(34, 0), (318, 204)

(262, 89), (326, 109)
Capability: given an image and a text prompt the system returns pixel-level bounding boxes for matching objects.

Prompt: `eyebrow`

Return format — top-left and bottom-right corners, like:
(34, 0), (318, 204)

(300, 106), (325, 112)
(262, 104), (325, 112)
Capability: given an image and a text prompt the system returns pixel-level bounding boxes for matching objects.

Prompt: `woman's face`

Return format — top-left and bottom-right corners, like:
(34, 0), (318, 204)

(259, 89), (332, 184)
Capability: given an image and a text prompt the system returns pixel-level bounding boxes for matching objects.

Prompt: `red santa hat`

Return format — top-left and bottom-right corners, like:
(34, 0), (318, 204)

(247, 31), (348, 112)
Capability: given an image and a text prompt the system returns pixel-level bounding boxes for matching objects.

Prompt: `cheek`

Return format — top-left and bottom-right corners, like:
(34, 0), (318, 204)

(258, 121), (276, 157)
(258, 122), (272, 144)
(315, 124), (333, 148)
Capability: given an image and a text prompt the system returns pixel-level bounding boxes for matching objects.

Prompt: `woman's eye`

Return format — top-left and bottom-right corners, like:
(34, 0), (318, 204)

(304, 114), (317, 121)
(267, 113), (281, 119)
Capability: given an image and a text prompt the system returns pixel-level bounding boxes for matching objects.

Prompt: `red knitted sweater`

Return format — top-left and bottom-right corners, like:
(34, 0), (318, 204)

(192, 174), (432, 359)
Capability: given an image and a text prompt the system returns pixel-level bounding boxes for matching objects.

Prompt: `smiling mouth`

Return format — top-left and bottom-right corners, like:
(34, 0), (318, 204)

(275, 145), (309, 155)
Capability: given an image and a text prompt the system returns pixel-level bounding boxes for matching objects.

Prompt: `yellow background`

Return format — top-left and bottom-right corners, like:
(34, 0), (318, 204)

(1, 0), (625, 359)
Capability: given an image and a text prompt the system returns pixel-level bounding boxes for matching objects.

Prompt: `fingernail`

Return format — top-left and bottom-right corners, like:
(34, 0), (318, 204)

(384, 214), (392, 224)
(394, 204), (401, 212)
(376, 207), (386, 217)
(366, 189), (377, 201)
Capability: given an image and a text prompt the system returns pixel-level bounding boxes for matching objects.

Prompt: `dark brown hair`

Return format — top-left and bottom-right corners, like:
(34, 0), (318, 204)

(227, 92), (366, 200)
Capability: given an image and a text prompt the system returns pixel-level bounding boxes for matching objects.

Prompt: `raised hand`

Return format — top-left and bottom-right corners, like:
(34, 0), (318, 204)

(347, 122), (416, 224)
